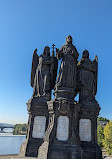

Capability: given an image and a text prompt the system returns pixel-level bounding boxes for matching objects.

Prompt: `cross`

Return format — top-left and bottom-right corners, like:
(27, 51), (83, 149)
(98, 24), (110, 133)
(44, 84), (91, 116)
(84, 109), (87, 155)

(51, 44), (56, 56)
(51, 44), (55, 52)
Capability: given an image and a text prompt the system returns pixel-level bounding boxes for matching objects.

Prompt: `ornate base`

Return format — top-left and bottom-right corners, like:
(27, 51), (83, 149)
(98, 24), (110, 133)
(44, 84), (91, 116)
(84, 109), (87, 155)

(48, 144), (83, 159)
(37, 99), (83, 159)
(81, 143), (102, 159)
(54, 87), (76, 101)
(19, 97), (49, 157)
(79, 103), (102, 159)
(19, 95), (102, 159)
(37, 98), (102, 159)
(79, 98), (99, 107)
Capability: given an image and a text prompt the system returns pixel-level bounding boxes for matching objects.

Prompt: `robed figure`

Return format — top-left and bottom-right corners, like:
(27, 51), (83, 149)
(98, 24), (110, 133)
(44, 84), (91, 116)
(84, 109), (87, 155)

(31, 46), (58, 100)
(78, 49), (98, 105)
(55, 35), (79, 95)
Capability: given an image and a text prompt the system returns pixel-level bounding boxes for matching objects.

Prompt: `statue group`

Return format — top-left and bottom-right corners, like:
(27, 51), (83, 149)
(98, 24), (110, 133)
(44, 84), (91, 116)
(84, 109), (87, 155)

(18, 35), (102, 159)
(31, 35), (98, 105)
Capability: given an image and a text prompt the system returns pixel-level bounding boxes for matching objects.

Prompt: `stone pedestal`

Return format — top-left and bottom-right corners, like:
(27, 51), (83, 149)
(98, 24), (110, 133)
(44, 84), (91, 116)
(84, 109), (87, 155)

(54, 87), (76, 101)
(45, 99), (83, 159)
(37, 97), (102, 159)
(19, 97), (49, 157)
(79, 103), (102, 159)
(19, 91), (102, 159)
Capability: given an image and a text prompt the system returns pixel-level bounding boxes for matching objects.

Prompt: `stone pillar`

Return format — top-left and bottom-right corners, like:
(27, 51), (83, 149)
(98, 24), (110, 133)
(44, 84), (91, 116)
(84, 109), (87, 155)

(19, 97), (49, 157)
(78, 104), (102, 159)
(36, 88), (102, 159)
(46, 98), (83, 159)
(70, 103), (83, 159)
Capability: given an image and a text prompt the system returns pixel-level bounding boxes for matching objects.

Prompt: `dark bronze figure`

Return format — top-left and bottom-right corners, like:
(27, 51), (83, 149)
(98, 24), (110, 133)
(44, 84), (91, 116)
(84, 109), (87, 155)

(55, 35), (79, 96)
(31, 46), (58, 99)
(78, 49), (98, 105)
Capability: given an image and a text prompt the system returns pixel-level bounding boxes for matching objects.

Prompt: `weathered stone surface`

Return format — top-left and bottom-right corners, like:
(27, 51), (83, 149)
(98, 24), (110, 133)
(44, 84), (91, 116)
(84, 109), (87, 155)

(11, 157), (37, 159)
(37, 101), (55, 159)
(79, 119), (91, 142)
(19, 98), (49, 157)
(54, 87), (75, 101)
(46, 99), (83, 159)
(32, 116), (46, 138)
(55, 35), (79, 99)
(79, 105), (102, 159)
(78, 49), (98, 106)
(31, 46), (58, 99)
(0, 155), (18, 159)
(56, 116), (69, 141)
(19, 139), (27, 156)
(38, 141), (49, 159)
(18, 36), (102, 159)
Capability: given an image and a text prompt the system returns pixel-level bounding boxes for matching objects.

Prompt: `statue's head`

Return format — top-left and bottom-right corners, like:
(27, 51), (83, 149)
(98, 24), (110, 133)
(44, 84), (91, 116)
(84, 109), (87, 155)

(43, 46), (50, 56)
(66, 35), (72, 44)
(82, 49), (89, 59)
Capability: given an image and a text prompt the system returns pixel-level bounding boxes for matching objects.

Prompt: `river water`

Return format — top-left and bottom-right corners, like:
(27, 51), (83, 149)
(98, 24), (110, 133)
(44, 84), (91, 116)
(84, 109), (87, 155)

(0, 128), (26, 155)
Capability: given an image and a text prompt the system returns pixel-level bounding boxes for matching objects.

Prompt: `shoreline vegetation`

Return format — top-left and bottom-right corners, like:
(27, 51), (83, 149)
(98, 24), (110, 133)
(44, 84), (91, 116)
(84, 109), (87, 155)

(13, 124), (27, 135)
(97, 117), (112, 156)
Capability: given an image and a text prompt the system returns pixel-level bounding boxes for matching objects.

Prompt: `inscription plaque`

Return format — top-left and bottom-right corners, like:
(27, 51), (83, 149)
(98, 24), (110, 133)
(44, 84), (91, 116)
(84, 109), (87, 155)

(79, 119), (91, 142)
(32, 116), (46, 138)
(56, 116), (69, 141)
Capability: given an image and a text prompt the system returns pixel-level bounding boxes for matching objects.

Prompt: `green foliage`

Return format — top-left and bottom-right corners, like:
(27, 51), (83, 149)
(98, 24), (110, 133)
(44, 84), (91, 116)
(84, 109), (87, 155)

(97, 117), (110, 122)
(13, 124), (27, 135)
(97, 125), (104, 148)
(97, 117), (109, 122)
(102, 121), (112, 155)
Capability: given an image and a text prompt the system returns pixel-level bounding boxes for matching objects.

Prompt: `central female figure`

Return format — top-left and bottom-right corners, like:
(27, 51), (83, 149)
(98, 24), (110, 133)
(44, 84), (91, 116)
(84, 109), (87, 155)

(55, 35), (79, 96)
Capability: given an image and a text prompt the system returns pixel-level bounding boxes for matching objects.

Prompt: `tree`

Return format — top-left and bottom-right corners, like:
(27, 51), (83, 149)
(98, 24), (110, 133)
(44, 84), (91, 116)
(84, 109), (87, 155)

(22, 124), (27, 131)
(97, 125), (104, 148)
(97, 117), (109, 122)
(13, 124), (27, 135)
(103, 121), (112, 155)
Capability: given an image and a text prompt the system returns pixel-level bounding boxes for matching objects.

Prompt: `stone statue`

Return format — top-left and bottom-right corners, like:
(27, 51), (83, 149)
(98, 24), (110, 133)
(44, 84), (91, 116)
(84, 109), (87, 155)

(20, 38), (102, 159)
(78, 49), (98, 105)
(31, 46), (58, 100)
(55, 35), (79, 95)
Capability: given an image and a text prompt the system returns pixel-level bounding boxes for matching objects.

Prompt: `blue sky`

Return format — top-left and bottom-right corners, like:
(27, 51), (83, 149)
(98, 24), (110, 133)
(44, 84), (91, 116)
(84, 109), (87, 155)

(0, 0), (112, 124)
